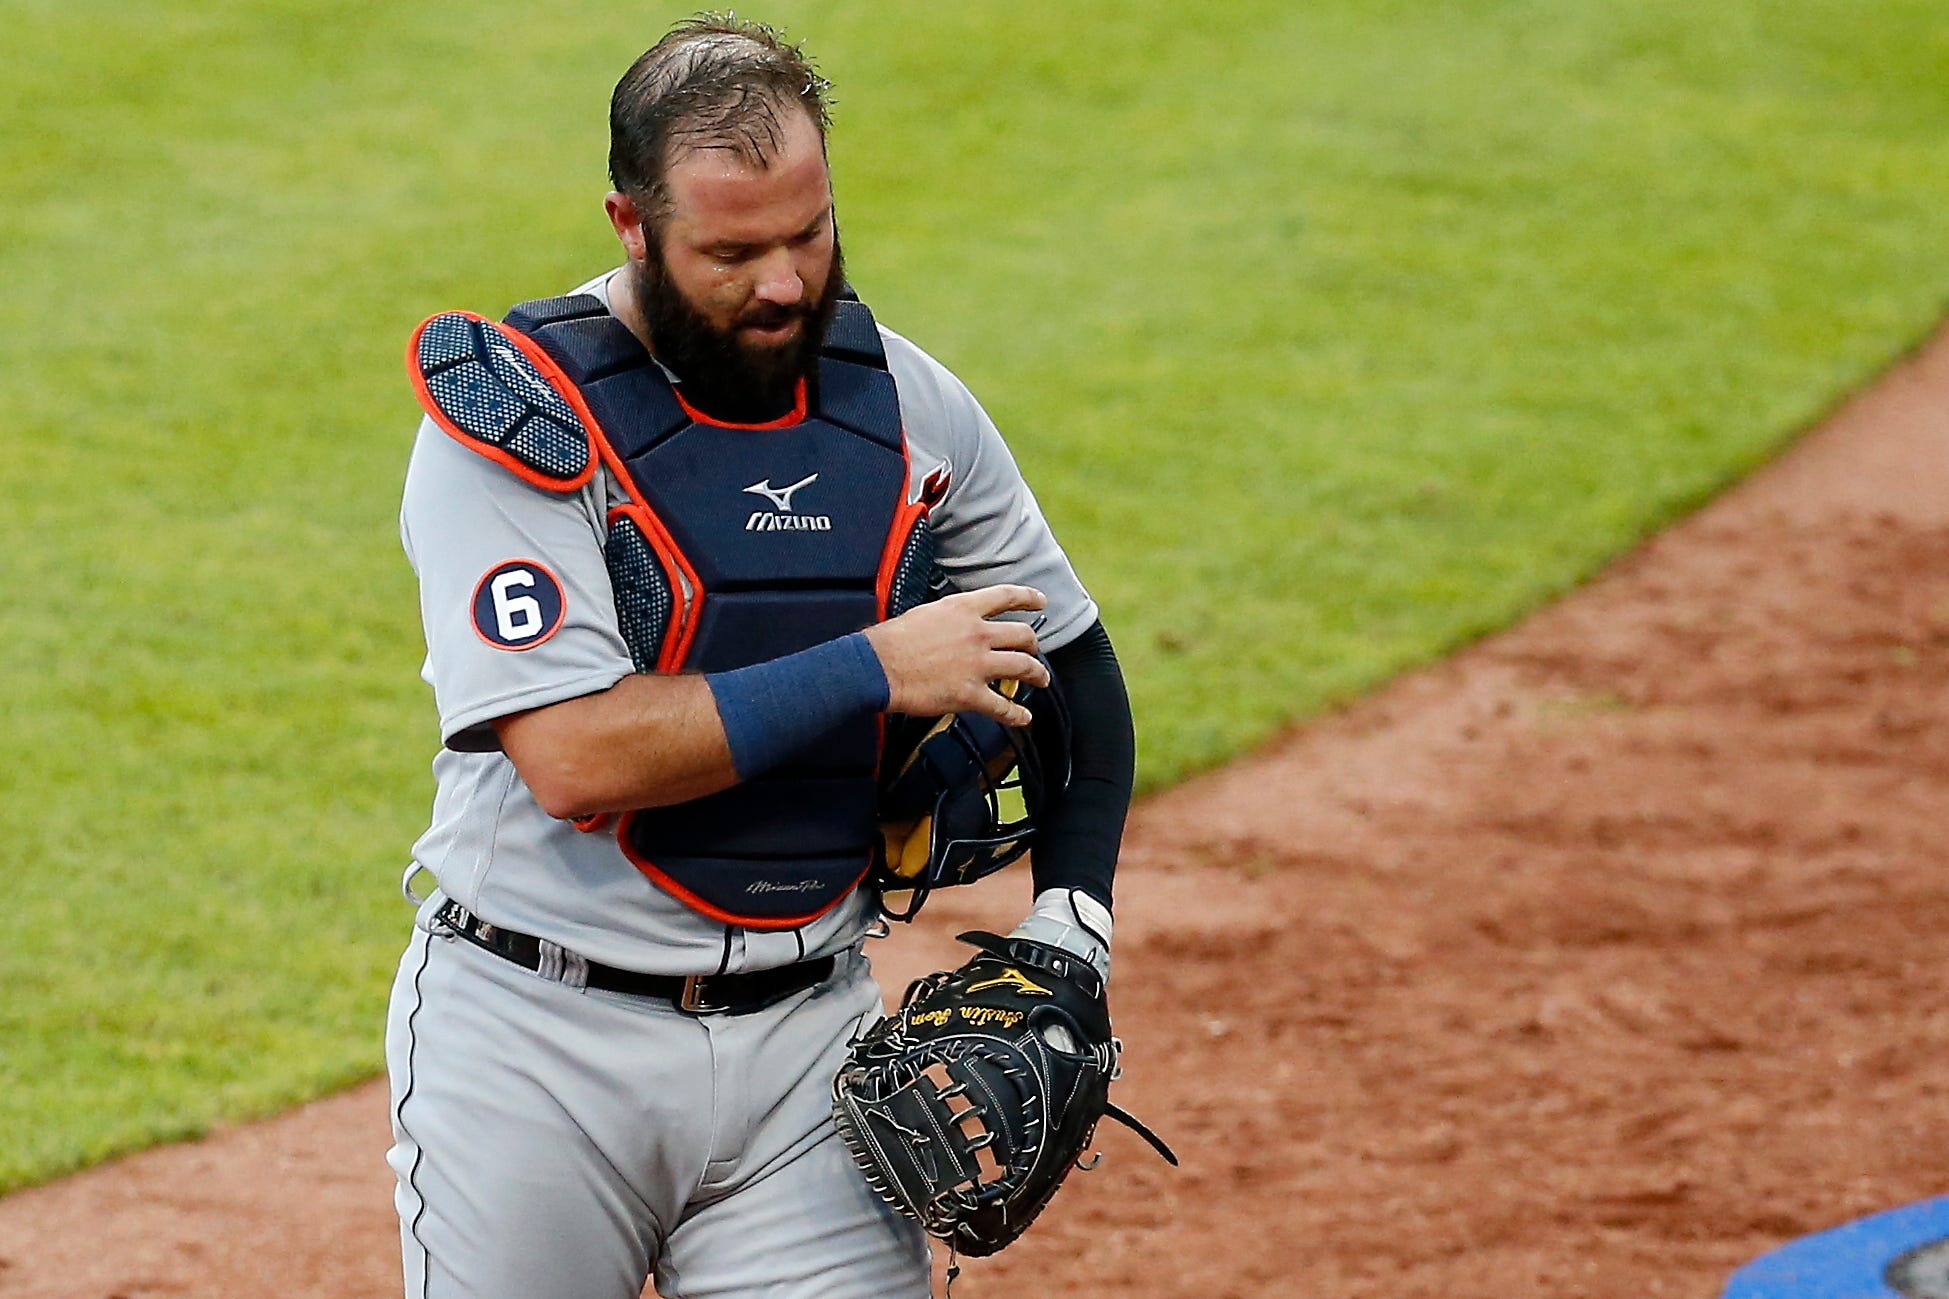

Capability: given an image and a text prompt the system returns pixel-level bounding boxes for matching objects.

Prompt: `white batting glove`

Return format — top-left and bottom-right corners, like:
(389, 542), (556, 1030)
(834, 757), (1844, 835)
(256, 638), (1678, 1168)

(1008, 887), (1113, 982)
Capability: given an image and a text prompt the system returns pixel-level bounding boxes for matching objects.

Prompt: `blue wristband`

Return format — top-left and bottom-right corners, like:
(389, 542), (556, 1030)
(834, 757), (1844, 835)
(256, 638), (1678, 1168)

(705, 633), (891, 780)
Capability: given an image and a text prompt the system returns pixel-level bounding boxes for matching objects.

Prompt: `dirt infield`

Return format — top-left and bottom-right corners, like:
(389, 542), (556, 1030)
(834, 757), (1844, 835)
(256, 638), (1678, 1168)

(4, 329), (1947, 1298)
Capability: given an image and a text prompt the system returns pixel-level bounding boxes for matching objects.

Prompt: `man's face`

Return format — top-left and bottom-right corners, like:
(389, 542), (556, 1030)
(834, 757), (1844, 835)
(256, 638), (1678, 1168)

(610, 106), (841, 420)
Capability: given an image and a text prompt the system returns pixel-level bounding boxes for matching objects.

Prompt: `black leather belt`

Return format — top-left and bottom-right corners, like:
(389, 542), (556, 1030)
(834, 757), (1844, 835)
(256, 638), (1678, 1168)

(433, 899), (835, 1014)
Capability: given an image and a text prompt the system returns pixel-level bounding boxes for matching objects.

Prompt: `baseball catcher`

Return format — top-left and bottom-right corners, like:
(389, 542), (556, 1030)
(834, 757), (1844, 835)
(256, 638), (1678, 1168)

(387, 17), (1157, 1298)
(833, 928), (1176, 1258)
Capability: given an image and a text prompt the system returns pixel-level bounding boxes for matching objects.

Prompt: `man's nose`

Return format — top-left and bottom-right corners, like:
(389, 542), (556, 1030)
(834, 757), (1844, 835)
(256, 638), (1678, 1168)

(751, 249), (804, 305)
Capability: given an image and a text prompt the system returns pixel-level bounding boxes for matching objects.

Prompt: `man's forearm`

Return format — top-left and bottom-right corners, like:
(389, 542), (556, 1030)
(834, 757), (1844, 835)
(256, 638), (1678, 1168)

(495, 632), (892, 819)
(496, 590), (1063, 823)
(1031, 620), (1135, 908)
(495, 672), (740, 820)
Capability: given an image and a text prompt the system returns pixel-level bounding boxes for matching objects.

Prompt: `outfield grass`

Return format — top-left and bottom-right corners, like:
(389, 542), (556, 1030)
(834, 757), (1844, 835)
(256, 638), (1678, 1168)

(5, 0), (1949, 1190)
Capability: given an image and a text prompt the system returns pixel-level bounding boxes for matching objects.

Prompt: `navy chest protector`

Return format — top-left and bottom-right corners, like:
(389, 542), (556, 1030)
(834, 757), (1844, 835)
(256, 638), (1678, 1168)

(408, 294), (939, 929)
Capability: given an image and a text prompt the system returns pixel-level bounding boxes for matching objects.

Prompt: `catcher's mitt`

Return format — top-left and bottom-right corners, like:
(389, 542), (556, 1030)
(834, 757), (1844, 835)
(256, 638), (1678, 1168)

(832, 930), (1175, 1257)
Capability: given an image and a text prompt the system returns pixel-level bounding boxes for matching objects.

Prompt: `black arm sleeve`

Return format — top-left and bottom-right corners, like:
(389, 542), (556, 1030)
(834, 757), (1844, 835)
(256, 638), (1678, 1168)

(1032, 619), (1135, 910)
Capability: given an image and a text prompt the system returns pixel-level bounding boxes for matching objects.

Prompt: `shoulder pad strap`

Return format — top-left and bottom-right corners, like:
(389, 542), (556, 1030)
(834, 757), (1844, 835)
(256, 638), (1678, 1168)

(505, 293), (608, 336)
(822, 298), (886, 367)
(406, 310), (596, 493)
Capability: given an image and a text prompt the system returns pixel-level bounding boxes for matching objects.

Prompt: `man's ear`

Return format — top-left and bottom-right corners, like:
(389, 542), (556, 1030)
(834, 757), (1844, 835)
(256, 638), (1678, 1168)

(605, 191), (649, 264)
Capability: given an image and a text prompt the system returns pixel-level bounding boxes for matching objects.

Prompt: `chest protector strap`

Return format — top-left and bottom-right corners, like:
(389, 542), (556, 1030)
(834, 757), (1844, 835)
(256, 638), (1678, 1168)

(410, 293), (936, 930)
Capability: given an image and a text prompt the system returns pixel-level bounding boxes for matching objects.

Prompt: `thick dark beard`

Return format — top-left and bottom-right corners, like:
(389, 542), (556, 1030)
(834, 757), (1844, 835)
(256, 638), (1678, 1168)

(633, 234), (844, 424)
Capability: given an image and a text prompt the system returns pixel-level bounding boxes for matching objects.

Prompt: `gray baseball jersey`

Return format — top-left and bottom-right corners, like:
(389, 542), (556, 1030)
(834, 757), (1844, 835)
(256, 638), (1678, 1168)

(398, 269), (1098, 973)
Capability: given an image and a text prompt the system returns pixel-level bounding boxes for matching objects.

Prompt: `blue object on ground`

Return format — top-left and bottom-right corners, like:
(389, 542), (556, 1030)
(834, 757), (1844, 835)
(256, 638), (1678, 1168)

(1724, 1197), (1949, 1299)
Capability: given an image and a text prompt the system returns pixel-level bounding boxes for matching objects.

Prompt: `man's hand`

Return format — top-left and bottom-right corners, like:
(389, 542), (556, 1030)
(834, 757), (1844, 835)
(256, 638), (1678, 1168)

(1008, 887), (1113, 982)
(863, 585), (1050, 726)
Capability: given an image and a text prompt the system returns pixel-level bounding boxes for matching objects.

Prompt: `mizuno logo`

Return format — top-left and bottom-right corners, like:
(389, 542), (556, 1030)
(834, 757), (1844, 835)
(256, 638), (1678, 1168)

(747, 878), (827, 893)
(743, 473), (832, 533)
(743, 474), (818, 512)
(746, 512), (832, 532)
(967, 968), (1053, 997)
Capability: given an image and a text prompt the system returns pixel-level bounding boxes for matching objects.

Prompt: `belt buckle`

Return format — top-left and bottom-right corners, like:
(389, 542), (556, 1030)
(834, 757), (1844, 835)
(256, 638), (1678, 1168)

(678, 975), (728, 1015)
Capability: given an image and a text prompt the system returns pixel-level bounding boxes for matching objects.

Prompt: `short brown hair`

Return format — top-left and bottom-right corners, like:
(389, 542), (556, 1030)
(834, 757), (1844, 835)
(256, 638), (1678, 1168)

(609, 14), (833, 228)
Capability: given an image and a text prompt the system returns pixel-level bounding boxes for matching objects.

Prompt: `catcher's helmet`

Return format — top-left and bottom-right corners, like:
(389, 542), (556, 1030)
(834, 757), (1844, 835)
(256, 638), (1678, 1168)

(873, 667), (1071, 921)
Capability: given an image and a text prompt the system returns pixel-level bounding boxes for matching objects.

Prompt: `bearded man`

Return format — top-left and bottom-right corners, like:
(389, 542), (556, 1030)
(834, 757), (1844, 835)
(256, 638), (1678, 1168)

(387, 16), (1135, 1298)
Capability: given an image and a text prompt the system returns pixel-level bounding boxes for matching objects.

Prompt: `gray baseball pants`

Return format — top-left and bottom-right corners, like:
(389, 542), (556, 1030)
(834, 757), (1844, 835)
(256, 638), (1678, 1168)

(385, 901), (932, 1298)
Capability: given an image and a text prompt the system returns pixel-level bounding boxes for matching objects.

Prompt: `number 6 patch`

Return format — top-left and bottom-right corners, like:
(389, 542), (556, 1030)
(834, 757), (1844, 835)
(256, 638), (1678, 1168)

(471, 560), (567, 650)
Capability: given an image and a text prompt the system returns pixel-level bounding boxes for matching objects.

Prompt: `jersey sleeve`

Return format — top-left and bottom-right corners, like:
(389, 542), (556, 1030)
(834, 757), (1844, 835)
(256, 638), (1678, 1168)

(400, 418), (634, 750)
(880, 329), (1101, 652)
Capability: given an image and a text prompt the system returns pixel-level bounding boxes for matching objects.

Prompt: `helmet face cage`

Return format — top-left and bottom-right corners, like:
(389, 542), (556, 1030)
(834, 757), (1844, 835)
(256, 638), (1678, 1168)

(877, 672), (1071, 920)
(928, 710), (1043, 876)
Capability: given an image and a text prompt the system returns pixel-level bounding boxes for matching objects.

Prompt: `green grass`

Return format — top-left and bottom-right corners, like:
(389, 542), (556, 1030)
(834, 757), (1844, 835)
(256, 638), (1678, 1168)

(5, 0), (1949, 1190)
